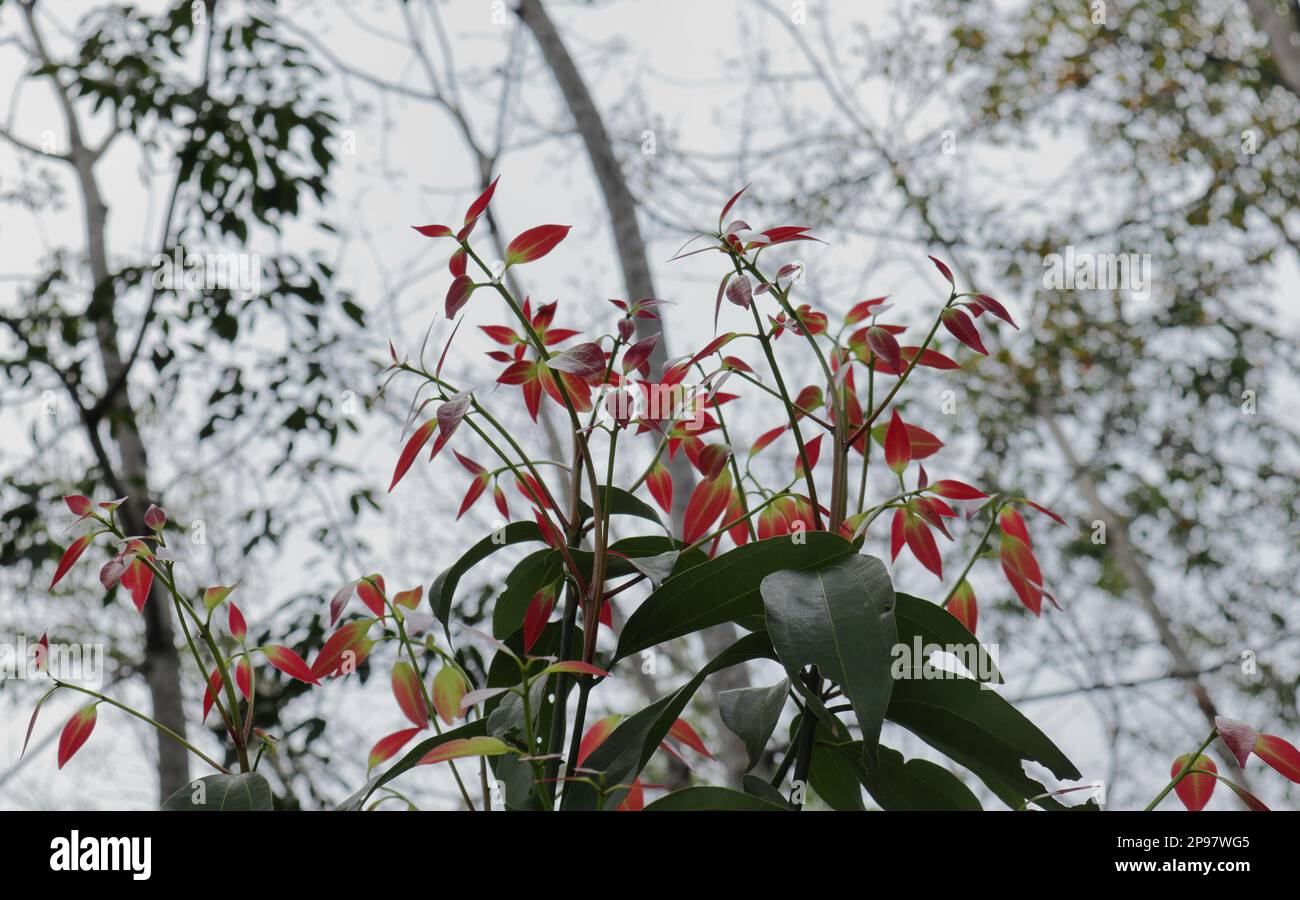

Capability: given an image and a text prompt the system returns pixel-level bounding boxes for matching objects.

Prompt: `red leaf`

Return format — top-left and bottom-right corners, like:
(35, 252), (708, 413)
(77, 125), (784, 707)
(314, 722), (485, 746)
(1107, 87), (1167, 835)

(264, 645), (321, 685)
(49, 534), (94, 591)
(718, 184), (748, 230)
(902, 513), (943, 579)
(542, 660), (609, 677)
(546, 341), (605, 378)
(523, 590), (555, 653)
(412, 224), (453, 238)
(22, 685), (55, 759)
(506, 224), (571, 266)
(948, 581), (978, 634)
(392, 660), (429, 727)
(973, 294), (1018, 329)
(457, 475), (489, 520)
(311, 620), (373, 679)
(445, 273), (476, 319)
(845, 297), (888, 325)
(617, 778), (646, 811)
(235, 658), (252, 701)
(999, 533), (1044, 615)
(1173, 754), (1216, 811)
(866, 326), (904, 374)
(795, 434), (823, 477)
(389, 420), (436, 492)
(328, 582), (355, 628)
(890, 508), (905, 561)
(999, 507), (1032, 547)
(369, 727), (423, 769)
(668, 719), (714, 759)
(202, 667), (223, 722)
(357, 575), (387, 616)
(725, 275), (753, 309)
(57, 704), (98, 769)
(1214, 717), (1257, 769)
(622, 334), (659, 376)
(907, 424), (945, 459)
(143, 504), (166, 530)
(1024, 500), (1067, 526)
(884, 410), (911, 474)
(119, 557), (153, 613)
(1254, 734), (1300, 783)
(646, 462), (673, 514)
(940, 307), (988, 356)
(929, 479), (988, 500)
(683, 469), (734, 544)
(464, 175), (499, 225)
(578, 715), (621, 765)
(64, 494), (93, 518)
(432, 667), (467, 726)
(903, 346), (960, 370)
(928, 255), (955, 285)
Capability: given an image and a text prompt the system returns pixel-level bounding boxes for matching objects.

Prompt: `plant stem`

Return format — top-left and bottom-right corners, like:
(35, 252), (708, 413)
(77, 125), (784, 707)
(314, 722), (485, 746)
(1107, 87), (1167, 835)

(941, 500), (1002, 607)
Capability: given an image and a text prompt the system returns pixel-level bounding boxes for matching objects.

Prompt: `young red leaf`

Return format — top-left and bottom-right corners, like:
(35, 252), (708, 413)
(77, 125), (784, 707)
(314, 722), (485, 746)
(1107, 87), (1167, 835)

(418, 736), (511, 766)
(940, 307), (988, 356)
(523, 590), (555, 654)
(725, 274), (753, 310)
(667, 719), (714, 760)
(1023, 499), (1068, 526)
(621, 334), (659, 376)
(506, 224), (571, 266)
(1213, 717), (1257, 769)
(64, 494), (93, 519)
(1254, 734), (1300, 783)
(457, 474), (489, 520)
(999, 507), (1032, 547)
(22, 686), (57, 759)
(328, 582), (355, 628)
(119, 557), (153, 613)
(432, 666), (468, 726)
(357, 575), (387, 616)
(578, 714), (622, 766)
(311, 619), (373, 680)
(1172, 754), (1216, 811)
(546, 341), (605, 378)
(972, 294), (1018, 328)
(718, 184), (748, 230)
(541, 660), (610, 678)
(928, 255), (955, 285)
(866, 326), (905, 374)
(49, 534), (94, 591)
(57, 704), (98, 769)
(902, 346), (960, 370)
(202, 667), (224, 722)
(795, 434), (823, 477)
(749, 425), (786, 458)
(264, 645), (321, 686)
(369, 727), (423, 769)
(445, 273), (476, 319)
(412, 224), (453, 238)
(391, 660), (429, 727)
(948, 580), (978, 634)
(393, 586), (423, 610)
(884, 410), (912, 475)
(233, 657), (252, 701)
(889, 508), (905, 561)
(902, 513), (943, 579)
(683, 469), (733, 544)
(1000, 533), (1044, 615)
(143, 504), (166, 530)
(389, 419), (436, 492)
(929, 479), (988, 500)
(646, 461), (673, 514)
(464, 175), (500, 225)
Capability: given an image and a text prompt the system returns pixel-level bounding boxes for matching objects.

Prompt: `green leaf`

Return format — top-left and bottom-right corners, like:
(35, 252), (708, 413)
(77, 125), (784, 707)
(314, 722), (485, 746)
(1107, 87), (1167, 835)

(429, 522), (543, 627)
(863, 745), (982, 811)
(491, 548), (563, 638)
(578, 486), (667, 531)
(742, 774), (792, 808)
(885, 666), (1083, 810)
(807, 727), (866, 810)
(894, 592), (1001, 683)
(718, 678), (789, 771)
(162, 773), (273, 810)
(761, 554), (897, 759)
(563, 631), (776, 810)
(337, 720), (487, 811)
(616, 532), (854, 660)
(643, 786), (787, 811)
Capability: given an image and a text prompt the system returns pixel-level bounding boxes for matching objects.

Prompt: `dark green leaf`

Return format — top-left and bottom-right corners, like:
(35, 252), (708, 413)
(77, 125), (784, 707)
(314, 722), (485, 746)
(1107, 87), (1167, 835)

(429, 522), (542, 627)
(491, 549), (562, 638)
(862, 745), (982, 811)
(718, 677), (789, 770)
(885, 665), (1082, 810)
(643, 786), (787, 811)
(563, 631), (776, 810)
(162, 773), (273, 810)
(894, 592), (1001, 683)
(761, 553), (897, 758)
(616, 533), (853, 660)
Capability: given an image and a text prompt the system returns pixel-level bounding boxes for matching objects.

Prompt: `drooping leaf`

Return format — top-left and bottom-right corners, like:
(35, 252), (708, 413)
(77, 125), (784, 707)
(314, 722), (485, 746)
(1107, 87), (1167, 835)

(338, 721), (488, 810)
(432, 667), (468, 726)
(263, 645), (320, 686)
(643, 786), (786, 811)
(1172, 754), (1217, 811)
(57, 704), (98, 768)
(761, 554), (897, 759)
(391, 660), (429, 727)
(718, 678), (789, 770)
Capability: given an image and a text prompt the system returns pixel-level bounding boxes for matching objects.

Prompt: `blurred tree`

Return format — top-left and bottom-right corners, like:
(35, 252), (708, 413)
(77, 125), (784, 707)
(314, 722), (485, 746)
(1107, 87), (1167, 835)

(0, 0), (356, 802)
